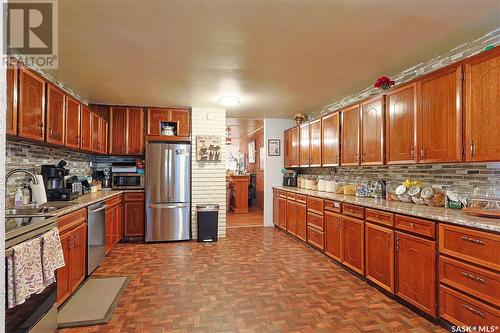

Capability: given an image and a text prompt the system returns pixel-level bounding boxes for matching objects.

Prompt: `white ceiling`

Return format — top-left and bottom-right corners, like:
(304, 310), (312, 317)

(47, 0), (499, 118)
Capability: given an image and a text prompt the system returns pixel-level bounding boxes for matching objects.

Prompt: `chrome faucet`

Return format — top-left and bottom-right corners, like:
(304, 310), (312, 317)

(5, 169), (39, 185)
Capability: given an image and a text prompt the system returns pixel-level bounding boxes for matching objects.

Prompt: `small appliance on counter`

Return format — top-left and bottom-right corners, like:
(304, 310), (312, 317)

(41, 160), (79, 201)
(66, 176), (83, 196)
(101, 167), (112, 190)
(282, 170), (298, 187)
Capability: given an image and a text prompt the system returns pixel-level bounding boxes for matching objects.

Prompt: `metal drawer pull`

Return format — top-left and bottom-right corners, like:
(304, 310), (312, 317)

(461, 236), (485, 245)
(462, 304), (485, 318)
(461, 271), (486, 283)
(89, 205), (108, 213)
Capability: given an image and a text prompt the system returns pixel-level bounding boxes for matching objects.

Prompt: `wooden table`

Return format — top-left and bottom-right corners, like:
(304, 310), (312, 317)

(227, 175), (250, 214)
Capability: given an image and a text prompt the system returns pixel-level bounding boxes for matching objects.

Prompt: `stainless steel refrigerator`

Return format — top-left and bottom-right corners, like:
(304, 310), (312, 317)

(145, 143), (191, 242)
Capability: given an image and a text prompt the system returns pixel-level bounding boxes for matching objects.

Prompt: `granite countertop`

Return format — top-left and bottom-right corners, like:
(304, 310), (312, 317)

(273, 186), (500, 233)
(50, 190), (124, 217)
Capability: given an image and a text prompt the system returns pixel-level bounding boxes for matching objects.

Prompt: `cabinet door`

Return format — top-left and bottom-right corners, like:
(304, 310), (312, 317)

(396, 232), (436, 316)
(284, 129), (291, 168)
(91, 112), (100, 153)
(299, 123), (310, 166)
(6, 63), (18, 136)
(46, 84), (66, 145)
(100, 118), (108, 154)
(465, 49), (500, 162)
(105, 207), (114, 254)
(296, 202), (307, 242)
(170, 109), (190, 137)
(147, 107), (169, 136)
(278, 197), (287, 229)
(386, 84), (417, 164)
(65, 97), (81, 149)
(365, 223), (394, 293)
(110, 107), (127, 155)
(80, 106), (92, 151)
(309, 119), (322, 166)
(124, 201), (145, 237)
(325, 212), (342, 261)
(341, 105), (360, 165)
(360, 96), (384, 165)
(286, 200), (297, 235)
(56, 231), (72, 304)
(116, 203), (123, 244)
(69, 223), (86, 292)
(126, 108), (144, 155)
(342, 216), (364, 274)
(418, 66), (462, 163)
(289, 127), (300, 167)
(273, 194), (279, 225)
(18, 69), (45, 141)
(321, 112), (340, 166)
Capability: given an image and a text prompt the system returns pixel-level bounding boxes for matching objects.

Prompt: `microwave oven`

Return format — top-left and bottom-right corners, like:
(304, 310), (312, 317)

(112, 173), (144, 189)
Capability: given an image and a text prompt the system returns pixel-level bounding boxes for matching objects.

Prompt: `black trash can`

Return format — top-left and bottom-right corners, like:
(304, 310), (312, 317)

(197, 204), (219, 242)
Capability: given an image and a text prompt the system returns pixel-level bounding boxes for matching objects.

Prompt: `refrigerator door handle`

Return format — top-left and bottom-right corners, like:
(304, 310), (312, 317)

(149, 203), (189, 209)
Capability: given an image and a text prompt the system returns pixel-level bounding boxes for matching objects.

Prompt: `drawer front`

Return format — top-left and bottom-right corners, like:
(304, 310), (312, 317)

(342, 203), (365, 219)
(365, 208), (394, 227)
(324, 200), (341, 213)
(296, 194), (307, 203)
(105, 194), (122, 208)
(287, 192), (296, 200)
(307, 197), (324, 215)
(395, 215), (435, 239)
(58, 208), (87, 234)
(439, 224), (500, 271)
(124, 192), (145, 202)
(307, 226), (324, 250)
(439, 285), (500, 328)
(279, 190), (287, 198)
(439, 256), (499, 306)
(273, 189), (279, 196)
(307, 212), (324, 231)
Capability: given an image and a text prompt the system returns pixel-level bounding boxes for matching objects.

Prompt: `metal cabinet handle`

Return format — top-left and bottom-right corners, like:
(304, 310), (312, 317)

(149, 203), (188, 209)
(461, 235), (484, 245)
(470, 140), (475, 158)
(420, 146), (425, 160)
(396, 235), (400, 252)
(89, 205), (108, 213)
(38, 123), (44, 135)
(462, 304), (485, 318)
(461, 271), (486, 283)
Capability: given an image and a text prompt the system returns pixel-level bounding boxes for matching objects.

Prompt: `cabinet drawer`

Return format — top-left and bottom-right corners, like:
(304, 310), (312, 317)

(296, 194), (306, 203)
(307, 197), (324, 215)
(439, 256), (499, 306)
(395, 215), (435, 239)
(439, 285), (500, 328)
(58, 208), (87, 234)
(342, 203), (365, 219)
(287, 192), (296, 200)
(279, 191), (287, 198)
(324, 200), (341, 213)
(307, 212), (324, 231)
(105, 194), (122, 208)
(365, 208), (394, 227)
(439, 224), (500, 271)
(307, 226), (324, 250)
(124, 192), (145, 202)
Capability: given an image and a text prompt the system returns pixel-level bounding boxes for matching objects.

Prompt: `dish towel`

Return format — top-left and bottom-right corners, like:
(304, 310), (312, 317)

(7, 237), (45, 309)
(41, 228), (66, 286)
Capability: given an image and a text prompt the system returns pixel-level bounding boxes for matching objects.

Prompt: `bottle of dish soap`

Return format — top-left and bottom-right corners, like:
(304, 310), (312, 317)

(14, 187), (24, 207)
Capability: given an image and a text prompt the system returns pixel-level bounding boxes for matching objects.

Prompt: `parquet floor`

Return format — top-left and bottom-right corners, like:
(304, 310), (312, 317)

(59, 227), (445, 333)
(227, 208), (263, 228)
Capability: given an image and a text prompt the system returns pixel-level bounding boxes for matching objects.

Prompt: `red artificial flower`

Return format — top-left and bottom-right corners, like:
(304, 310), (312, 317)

(374, 76), (395, 89)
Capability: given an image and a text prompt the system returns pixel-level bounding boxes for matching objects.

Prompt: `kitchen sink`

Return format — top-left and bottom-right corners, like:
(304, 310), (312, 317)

(5, 201), (75, 217)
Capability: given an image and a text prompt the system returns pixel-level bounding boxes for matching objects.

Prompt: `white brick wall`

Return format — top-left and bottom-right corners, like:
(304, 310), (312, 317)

(191, 107), (227, 238)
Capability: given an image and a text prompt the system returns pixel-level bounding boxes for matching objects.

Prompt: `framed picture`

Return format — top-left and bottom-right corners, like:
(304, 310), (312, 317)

(196, 135), (222, 161)
(268, 139), (280, 156)
(259, 147), (265, 171)
(248, 141), (256, 163)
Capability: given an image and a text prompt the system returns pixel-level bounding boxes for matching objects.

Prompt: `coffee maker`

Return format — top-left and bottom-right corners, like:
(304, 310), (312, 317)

(41, 160), (79, 201)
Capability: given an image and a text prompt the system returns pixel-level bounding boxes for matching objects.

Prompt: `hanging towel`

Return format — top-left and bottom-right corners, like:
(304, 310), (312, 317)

(7, 237), (45, 309)
(41, 228), (66, 286)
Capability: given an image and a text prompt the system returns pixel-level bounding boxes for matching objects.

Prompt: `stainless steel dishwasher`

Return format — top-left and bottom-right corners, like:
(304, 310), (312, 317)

(87, 202), (107, 275)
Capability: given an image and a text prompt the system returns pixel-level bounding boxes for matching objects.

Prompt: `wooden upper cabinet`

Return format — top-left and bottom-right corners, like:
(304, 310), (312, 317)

(284, 129), (291, 167)
(65, 97), (81, 149)
(170, 109), (190, 137)
(110, 107), (127, 155)
(126, 107), (144, 155)
(18, 68), (45, 141)
(90, 112), (100, 153)
(100, 118), (108, 154)
(309, 119), (322, 166)
(147, 108), (190, 139)
(360, 96), (384, 165)
(80, 106), (92, 151)
(386, 84), (417, 164)
(299, 123), (310, 167)
(6, 63), (18, 136)
(46, 84), (66, 145)
(321, 112), (340, 166)
(289, 126), (300, 167)
(464, 48), (500, 162)
(417, 66), (462, 163)
(341, 104), (360, 166)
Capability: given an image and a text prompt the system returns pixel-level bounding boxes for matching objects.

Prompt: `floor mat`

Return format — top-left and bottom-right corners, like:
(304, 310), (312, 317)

(57, 276), (129, 328)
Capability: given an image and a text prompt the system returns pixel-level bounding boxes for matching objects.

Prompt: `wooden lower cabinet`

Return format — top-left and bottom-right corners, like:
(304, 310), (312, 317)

(296, 202), (307, 241)
(57, 231), (72, 304)
(342, 216), (365, 275)
(286, 200), (297, 236)
(395, 231), (436, 316)
(277, 196), (287, 230)
(365, 223), (394, 293)
(307, 226), (324, 250)
(325, 211), (342, 261)
(105, 195), (124, 253)
(124, 192), (145, 237)
(273, 193), (279, 225)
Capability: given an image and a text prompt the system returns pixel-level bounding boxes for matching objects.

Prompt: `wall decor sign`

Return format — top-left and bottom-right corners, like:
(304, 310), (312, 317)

(248, 141), (256, 163)
(259, 147), (265, 171)
(268, 139), (280, 156)
(196, 135), (222, 161)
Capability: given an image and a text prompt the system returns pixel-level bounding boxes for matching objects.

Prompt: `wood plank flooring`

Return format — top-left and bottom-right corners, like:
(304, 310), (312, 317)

(227, 208), (263, 228)
(58, 227), (445, 333)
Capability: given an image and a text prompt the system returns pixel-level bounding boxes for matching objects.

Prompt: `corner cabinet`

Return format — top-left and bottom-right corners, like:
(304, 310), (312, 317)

(110, 107), (144, 156)
(18, 68), (45, 141)
(341, 104), (360, 166)
(321, 112), (340, 166)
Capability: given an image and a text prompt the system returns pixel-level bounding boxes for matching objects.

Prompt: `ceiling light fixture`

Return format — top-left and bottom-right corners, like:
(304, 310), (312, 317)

(218, 95), (240, 107)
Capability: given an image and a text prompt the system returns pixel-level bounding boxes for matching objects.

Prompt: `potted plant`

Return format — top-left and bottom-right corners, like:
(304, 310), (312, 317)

(373, 76), (396, 91)
(293, 113), (307, 126)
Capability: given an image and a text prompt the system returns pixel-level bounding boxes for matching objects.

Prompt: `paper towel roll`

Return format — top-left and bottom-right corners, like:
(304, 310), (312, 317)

(30, 175), (47, 205)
